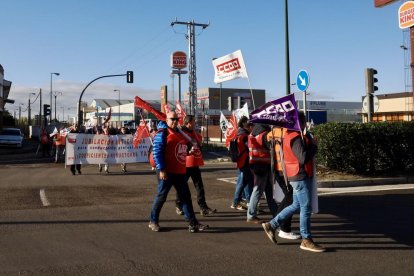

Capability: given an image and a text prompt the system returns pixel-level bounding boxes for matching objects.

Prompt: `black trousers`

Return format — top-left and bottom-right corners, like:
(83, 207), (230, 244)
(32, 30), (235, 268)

(275, 173), (294, 233)
(70, 164), (81, 173)
(176, 166), (208, 209)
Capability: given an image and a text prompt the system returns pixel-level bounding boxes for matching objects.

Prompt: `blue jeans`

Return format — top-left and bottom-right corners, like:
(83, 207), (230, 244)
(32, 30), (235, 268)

(150, 172), (198, 226)
(269, 178), (312, 239)
(233, 166), (253, 205)
(247, 168), (278, 219)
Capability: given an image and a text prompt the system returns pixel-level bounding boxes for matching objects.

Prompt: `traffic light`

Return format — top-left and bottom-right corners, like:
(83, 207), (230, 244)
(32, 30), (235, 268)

(126, 71), (134, 83)
(366, 68), (378, 94)
(43, 104), (51, 116)
(227, 96), (233, 111)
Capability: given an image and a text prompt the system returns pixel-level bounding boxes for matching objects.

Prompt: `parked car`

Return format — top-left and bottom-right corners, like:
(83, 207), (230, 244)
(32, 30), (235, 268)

(0, 128), (24, 148)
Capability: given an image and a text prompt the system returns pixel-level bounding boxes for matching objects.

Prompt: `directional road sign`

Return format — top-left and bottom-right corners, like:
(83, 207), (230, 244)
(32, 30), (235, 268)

(296, 70), (310, 92)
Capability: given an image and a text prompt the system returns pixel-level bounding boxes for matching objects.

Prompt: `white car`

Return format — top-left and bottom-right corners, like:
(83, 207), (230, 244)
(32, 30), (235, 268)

(0, 128), (24, 148)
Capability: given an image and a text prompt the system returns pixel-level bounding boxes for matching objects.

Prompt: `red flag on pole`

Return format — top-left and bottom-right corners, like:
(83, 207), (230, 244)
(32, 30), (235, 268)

(133, 110), (151, 149)
(175, 101), (186, 125)
(225, 113), (238, 148)
(134, 96), (166, 121)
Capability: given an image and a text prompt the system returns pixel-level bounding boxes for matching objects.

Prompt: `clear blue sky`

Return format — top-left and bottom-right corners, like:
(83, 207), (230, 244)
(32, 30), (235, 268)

(0, 0), (407, 119)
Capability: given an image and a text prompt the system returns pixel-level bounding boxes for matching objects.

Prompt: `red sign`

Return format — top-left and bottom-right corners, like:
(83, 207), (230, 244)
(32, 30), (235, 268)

(374, 0), (398, 8)
(216, 58), (241, 74)
(171, 51), (187, 69)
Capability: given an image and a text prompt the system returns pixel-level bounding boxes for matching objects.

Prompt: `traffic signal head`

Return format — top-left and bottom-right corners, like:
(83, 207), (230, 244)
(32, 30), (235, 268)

(43, 104), (51, 116)
(365, 68), (378, 94)
(126, 71), (134, 83)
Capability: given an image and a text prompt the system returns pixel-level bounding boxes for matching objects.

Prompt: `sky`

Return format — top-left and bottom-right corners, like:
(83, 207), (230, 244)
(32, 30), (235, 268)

(0, 0), (408, 120)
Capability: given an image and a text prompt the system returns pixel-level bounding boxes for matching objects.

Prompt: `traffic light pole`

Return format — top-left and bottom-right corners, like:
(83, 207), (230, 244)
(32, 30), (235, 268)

(77, 72), (133, 128)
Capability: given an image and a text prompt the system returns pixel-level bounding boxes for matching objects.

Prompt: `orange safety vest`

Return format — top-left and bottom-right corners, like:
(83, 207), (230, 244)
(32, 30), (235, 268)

(54, 133), (66, 146)
(183, 129), (204, 167)
(236, 132), (249, 169)
(283, 131), (314, 178)
(266, 127), (287, 172)
(248, 132), (271, 165)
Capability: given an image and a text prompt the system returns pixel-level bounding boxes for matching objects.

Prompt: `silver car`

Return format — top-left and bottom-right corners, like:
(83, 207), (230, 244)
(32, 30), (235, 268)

(0, 128), (24, 148)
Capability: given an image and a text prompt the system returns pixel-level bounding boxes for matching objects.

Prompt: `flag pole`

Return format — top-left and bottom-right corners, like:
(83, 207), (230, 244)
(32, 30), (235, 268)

(246, 77), (256, 110)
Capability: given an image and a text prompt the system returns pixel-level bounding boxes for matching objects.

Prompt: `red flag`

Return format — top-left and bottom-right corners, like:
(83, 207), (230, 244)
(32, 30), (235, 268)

(175, 101), (186, 125)
(164, 104), (171, 114)
(103, 108), (112, 125)
(133, 114), (151, 149)
(225, 113), (238, 148)
(135, 96), (166, 121)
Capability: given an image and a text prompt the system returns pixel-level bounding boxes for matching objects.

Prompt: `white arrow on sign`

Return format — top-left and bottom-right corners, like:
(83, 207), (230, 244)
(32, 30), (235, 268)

(298, 75), (306, 86)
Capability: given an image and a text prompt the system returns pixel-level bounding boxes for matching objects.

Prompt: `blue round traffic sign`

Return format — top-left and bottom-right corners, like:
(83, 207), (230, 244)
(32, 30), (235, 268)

(296, 70), (310, 92)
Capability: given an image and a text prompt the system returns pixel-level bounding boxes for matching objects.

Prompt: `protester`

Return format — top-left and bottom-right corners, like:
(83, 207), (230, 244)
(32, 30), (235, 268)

(98, 125), (110, 173)
(53, 127), (66, 163)
(69, 125), (82, 175)
(120, 126), (130, 173)
(175, 115), (216, 217)
(262, 112), (326, 252)
(246, 124), (279, 223)
(149, 111), (208, 233)
(40, 128), (51, 158)
(231, 116), (253, 210)
(266, 127), (300, 239)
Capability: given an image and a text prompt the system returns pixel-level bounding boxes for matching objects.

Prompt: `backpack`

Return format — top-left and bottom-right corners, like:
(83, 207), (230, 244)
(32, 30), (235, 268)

(228, 137), (246, 162)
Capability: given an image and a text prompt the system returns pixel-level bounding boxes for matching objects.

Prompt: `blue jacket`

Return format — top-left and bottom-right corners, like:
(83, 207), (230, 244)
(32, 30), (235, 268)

(152, 121), (168, 171)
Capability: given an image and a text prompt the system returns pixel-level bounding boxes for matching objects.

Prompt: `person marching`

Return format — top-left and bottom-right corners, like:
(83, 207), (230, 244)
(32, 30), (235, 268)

(261, 112), (326, 252)
(175, 115), (216, 217)
(231, 116), (254, 210)
(69, 124), (82, 175)
(148, 111), (208, 233)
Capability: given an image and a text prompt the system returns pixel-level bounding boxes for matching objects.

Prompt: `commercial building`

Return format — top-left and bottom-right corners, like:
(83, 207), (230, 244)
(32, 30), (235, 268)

(362, 92), (414, 122)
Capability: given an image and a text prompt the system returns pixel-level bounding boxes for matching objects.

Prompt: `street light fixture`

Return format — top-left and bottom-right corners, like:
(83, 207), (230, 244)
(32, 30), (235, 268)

(114, 89), (120, 128)
(50, 72), (60, 123)
(53, 91), (63, 122)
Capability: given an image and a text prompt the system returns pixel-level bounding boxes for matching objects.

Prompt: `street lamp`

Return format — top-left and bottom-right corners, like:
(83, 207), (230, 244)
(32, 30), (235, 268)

(28, 92), (36, 125)
(53, 91), (63, 122)
(212, 57), (223, 143)
(114, 89), (120, 128)
(50, 72), (60, 123)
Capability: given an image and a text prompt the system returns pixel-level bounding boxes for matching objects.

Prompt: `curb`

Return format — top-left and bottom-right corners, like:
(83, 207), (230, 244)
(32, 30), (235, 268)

(318, 176), (414, 188)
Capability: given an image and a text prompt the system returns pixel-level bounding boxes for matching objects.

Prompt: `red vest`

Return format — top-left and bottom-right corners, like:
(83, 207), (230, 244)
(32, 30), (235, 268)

(248, 132), (271, 164)
(283, 131), (314, 178)
(165, 128), (188, 174)
(183, 129), (204, 167)
(266, 128), (287, 172)
(236, 132), (249, 169)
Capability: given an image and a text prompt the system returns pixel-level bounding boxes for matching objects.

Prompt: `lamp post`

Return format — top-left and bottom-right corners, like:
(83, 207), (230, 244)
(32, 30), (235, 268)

(114, 89), (120, 128)
(53, 91), (62, 122)
(212, 57), (223, 143)
(50, 72), (60, 123)
(28, 92), (36, 126)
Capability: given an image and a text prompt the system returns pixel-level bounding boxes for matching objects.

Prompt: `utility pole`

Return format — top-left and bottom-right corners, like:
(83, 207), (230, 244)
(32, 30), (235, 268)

(171, 19), (209, 116)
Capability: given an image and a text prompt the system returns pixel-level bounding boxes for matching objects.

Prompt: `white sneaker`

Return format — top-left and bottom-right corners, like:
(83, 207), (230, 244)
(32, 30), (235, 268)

(278, 230), (301, 240)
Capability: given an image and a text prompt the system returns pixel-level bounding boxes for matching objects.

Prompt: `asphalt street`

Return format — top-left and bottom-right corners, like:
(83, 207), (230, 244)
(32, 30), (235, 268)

(0, 159), (414, 275)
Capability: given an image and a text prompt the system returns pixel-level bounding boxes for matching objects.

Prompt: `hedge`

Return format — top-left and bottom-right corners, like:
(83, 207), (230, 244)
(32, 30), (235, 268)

(312, 122), (414, 174)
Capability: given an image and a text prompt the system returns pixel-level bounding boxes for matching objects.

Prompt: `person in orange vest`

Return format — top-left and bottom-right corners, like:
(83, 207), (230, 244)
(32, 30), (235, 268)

(247, 123), (300, 242)
(262, 112), (326, 252)
(231, 116), (254, 210)
(175, 115), (216, 217)
(148, 111), (208, 233)
(54, 127), (66, 163)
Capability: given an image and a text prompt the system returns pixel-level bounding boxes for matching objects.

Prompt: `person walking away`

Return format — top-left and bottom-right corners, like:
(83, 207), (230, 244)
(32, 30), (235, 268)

(40, 128), (51, 157)
(119, 126), (130, 173)
(231, 116), (253, 210)
(175, 115), (216, 216)
(69, 125), (82, 175)
(261, 112), (326, 252)
(148, 111), (208, 233)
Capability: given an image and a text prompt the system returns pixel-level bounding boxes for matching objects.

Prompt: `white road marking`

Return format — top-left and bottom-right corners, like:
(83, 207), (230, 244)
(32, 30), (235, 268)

(217, 177), (237, 184)
(39, 189), (51, 207)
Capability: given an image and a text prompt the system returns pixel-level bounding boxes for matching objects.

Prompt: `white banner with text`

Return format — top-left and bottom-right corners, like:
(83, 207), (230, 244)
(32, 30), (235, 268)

(65, 133), (151, 165)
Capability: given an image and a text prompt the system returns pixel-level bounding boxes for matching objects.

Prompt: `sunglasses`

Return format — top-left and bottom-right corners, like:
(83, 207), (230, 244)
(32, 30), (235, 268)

(168, 117), (179, 121)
